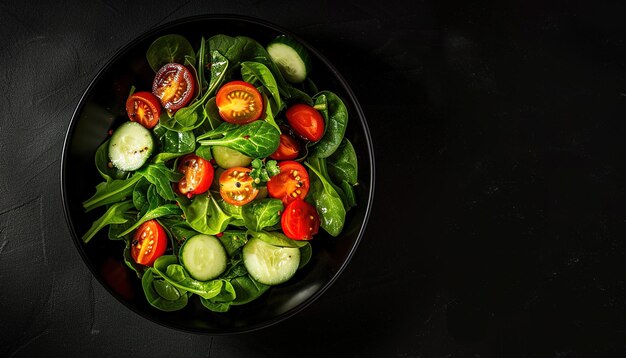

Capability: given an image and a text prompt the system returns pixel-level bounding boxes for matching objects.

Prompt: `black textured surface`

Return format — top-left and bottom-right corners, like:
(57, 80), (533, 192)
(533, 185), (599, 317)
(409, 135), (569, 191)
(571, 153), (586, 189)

(2, 0), (626, 357)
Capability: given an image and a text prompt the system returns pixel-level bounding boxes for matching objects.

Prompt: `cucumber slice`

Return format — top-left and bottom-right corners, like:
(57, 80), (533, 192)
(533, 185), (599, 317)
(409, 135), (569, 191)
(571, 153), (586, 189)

(267, 36), (311, 83)
(242, 237), (300, 285)
(108, 121), (154, 171)
(212, 146), (252, 169)
(179, 234), (227, 281)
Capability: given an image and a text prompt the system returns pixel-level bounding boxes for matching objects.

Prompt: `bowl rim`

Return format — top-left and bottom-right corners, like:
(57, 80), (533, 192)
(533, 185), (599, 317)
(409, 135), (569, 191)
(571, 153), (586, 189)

(60, 13), (376, 335)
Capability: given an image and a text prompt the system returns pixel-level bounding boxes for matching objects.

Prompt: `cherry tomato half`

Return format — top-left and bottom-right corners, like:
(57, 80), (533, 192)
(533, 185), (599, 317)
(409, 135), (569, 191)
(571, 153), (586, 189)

(281, 199), (320, 240)
(131, 220), (168, 266)
(286, 104), (325, 142)
(152, 63), (196, 114)
(219, 167), (259, 206)
(215, 81), (263, 124)
(177, 154), (214, 198)
(125, 91), (161, 129)
(267, 161), (310, 205)
(269, 133), (301, 160)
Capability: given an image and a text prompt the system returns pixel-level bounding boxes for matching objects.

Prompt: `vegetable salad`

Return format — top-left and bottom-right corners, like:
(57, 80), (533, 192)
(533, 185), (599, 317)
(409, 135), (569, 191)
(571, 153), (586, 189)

(82, 33), (359, 312)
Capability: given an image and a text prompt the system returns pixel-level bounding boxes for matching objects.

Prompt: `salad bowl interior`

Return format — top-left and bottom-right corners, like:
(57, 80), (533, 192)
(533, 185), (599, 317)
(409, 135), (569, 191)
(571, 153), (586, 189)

(61, 14), (373, 334)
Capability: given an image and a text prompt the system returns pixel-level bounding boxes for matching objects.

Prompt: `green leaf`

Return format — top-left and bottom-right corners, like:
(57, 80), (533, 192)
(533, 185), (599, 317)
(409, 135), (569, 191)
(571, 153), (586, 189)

(304, 159), (346, 236)
(197, 121), (280, 158)
(230, 275), (270, 305)
(83, 175), (142, 212)
(261, 93), (281, 133)
(82, 201), (134, 243)
(327, 138), (358, 185)
(152, 127), (195, 163)
(153, 256), (223, 299)
(241, 61), (282, 110)
(177, 193), (232, 235)
(218, 230), (248, 256)
(203, 97), (224, 131)
(146, 34), (195, 73)
(141, 268), (189, 311)
(309, 91), (349, 158)
(298, 242), (313, 269)
(136, 163), (182, 201)
(117, 204), (181, 237)
(241, 199), (283, 232)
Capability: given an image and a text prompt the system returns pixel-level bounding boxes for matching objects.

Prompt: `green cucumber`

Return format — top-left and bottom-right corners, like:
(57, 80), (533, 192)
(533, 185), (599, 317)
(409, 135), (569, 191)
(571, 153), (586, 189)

(267, 36), (311, 83)
(108, 122), (154, 171)
(179, 234), (227, 281)
(242, 237), (300, 285)
(212, 146), (252, 169)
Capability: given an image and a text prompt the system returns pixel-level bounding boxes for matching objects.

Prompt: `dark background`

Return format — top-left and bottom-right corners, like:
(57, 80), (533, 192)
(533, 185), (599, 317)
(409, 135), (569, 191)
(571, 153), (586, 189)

(2, 0), (626, 356)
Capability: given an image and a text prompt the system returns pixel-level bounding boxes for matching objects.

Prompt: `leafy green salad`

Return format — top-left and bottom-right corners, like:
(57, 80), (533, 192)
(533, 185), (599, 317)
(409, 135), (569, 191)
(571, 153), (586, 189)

(82, 33), (359, 312)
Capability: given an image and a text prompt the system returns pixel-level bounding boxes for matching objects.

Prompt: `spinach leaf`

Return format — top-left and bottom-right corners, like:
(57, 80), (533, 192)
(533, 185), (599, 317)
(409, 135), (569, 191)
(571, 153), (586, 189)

(221, 257), (248, 279)
(218, 230), (248, 256)
(196, 37), (207, 97)
(136, 163), (182, 201)
(241, 198), (283, 232)
(152, 126), (195, 163)
(340, 179), (357, 210)
(241, 61), (282, 111)
(207, 35), (290, 97)
(108, 212), (136, 241)
(146, 34), (195, 73)
(82, 200), (134, 243)
(304, 160), (346, 237)
(95, 139), (126, 182)
(327, 138), (358, 185)
(146, 184), (168, 211)
(261, 93), (281, 133)
(286, 85), (313, 106)
(83, 174), (142, 212)
(309, 91), (349, 158)
(203, 97), (224, 131)
(117, 204), (181, 237)
(200, 280), (236, 312)
(132, 177), (150, 211)
(298, 242), (313, 269)
(196, 121), (280, 158)
(249, 230), (308, 248)
(153, 255), (223, 299)
(177, 193), (231, 235)
(141, 268), (189, 311)
(230, 275), (270, 306)
(215, 195), (243, 221)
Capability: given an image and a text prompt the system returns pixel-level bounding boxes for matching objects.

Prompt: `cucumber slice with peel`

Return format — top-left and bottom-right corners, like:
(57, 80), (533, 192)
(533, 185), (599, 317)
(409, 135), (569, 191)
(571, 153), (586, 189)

(242, 237), (300, 285)
(108, 121), (154, 171)
(212, 146), (252, 169)
(267, 36), (311, 83)
(179, 234), (227, 281)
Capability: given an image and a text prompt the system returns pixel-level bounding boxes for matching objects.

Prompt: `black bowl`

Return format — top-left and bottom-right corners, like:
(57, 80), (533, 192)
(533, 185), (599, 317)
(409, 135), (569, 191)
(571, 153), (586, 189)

(61, 14), (374, 334)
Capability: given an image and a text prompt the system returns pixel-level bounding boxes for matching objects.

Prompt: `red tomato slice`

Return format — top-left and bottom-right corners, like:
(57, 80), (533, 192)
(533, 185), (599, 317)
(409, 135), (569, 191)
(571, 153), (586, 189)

(177, 154), (213, 198)
(285, 104), (325, 142)
(267, 161), (310, 205)
(219, 167), (259, 206)
(269, 133), (301, 160)
(152, 63), (195, 114)
(215, 81), (263, 124)
(131, 220), (168, 266)
(125, 91), (161, 129)
(281, 199), (320, 240)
